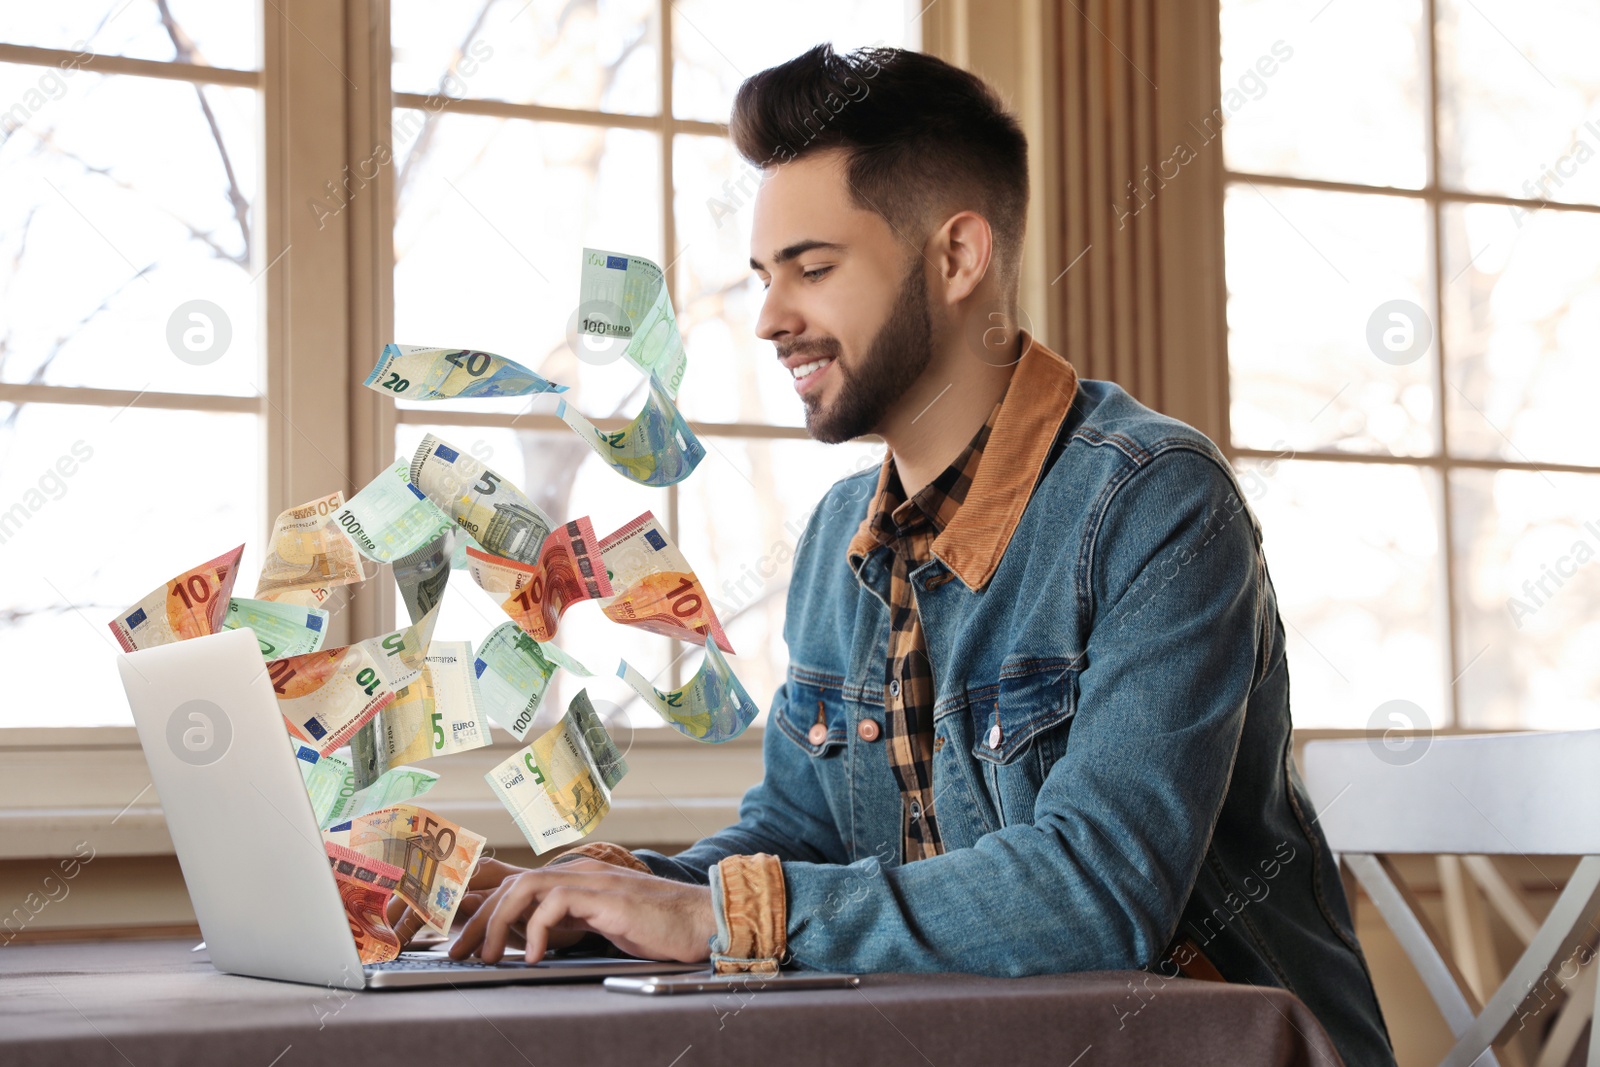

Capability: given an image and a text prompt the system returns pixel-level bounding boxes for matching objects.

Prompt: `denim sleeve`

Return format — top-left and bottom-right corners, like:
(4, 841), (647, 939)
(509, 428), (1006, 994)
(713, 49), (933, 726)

(779, 448), (1264, 975)
(628, 681), (852, 885)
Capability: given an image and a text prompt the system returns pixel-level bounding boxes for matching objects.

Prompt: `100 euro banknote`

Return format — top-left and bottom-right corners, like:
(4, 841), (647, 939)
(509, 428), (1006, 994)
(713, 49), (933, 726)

(323, 765), (439, 831)
(578, 247), (687, 398)
(471, 622), (559, 740)
(224, 597), (327, 659)
(335, 463), (455, 564)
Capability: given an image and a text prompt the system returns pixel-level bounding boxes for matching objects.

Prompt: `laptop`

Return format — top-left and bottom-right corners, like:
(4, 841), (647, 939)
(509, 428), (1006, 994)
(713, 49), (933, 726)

(117, 627), (703, 990)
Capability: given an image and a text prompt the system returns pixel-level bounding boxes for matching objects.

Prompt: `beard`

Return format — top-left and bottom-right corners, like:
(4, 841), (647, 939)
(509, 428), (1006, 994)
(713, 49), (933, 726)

(788, 257), (935, 445)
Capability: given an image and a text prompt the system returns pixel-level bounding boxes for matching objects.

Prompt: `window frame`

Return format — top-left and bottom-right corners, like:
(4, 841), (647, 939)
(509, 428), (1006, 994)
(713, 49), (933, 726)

(0, 0), (970, 863)
(1219, 0), (1600, 729)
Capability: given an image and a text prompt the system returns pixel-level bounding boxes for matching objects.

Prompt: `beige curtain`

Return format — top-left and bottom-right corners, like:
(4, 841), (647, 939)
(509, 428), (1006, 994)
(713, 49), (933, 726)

(925, 0), (1229, 447)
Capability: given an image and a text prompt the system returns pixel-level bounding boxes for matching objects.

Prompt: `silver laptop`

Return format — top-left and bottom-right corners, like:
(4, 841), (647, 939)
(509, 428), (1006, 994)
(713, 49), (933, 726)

(117, 627), (702, 990)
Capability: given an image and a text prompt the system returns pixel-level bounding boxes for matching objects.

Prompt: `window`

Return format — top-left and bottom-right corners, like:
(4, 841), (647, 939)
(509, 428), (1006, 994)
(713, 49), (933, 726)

(1220, 0), (1600, 730)
(0, 3), (264, 727)
(384, 0), (917, 730)
(0, 0), (922, 733)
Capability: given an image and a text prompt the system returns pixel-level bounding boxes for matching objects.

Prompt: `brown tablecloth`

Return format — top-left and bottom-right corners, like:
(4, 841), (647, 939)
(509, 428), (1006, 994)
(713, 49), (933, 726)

(0, 938), (1344, 1066)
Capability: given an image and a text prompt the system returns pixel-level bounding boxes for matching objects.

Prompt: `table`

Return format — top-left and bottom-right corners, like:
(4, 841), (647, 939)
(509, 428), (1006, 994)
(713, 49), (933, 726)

(0, 938), (1344, 1066)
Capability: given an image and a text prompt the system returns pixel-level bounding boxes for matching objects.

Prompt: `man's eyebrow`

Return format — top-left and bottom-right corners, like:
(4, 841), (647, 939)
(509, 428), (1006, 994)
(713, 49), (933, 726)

(749, 240), (847, 272)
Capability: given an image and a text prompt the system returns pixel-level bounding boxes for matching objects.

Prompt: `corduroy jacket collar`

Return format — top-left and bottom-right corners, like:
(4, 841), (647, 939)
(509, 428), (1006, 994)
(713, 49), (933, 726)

(846, 330), (1080, 592)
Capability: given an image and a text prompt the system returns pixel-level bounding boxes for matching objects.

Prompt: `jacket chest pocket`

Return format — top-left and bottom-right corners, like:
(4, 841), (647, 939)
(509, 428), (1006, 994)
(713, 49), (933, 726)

(967, 656), (1082, 825)
(776, 669), (849, 758)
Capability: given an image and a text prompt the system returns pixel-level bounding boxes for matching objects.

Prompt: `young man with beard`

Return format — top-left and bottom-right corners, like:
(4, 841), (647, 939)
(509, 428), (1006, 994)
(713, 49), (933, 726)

(415, 43), (1394, 1067)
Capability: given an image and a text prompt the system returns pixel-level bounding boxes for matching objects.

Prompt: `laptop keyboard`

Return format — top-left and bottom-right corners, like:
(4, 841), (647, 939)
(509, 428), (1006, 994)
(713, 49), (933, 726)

(367, 952), (535, 971)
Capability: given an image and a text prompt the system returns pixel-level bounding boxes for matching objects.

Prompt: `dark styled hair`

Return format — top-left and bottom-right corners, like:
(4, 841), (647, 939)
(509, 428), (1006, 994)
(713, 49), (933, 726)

(729, 43), (1030, 298)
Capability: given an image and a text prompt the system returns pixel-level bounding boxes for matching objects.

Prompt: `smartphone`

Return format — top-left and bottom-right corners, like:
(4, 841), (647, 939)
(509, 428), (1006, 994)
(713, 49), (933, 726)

(603, 971), (860, 995)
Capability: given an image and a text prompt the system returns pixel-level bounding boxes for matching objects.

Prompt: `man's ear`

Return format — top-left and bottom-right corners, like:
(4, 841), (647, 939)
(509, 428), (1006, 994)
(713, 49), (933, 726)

(929, 209), (994, 307)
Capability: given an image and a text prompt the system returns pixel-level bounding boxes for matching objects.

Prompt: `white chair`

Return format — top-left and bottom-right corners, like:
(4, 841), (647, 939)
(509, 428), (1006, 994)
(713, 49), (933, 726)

(1302, 731), (1600, 1067)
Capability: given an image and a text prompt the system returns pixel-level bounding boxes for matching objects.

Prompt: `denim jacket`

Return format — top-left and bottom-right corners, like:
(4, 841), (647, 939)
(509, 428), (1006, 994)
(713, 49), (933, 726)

(621, 335), (1394, 1067)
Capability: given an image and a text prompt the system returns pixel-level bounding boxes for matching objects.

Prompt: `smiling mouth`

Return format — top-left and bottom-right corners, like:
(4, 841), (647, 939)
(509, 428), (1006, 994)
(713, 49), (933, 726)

(789, 356), (835, 393)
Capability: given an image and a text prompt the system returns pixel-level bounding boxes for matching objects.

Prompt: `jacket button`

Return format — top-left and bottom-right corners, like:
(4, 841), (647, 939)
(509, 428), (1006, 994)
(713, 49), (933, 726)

(808, 723), (828, 745)
(857, 719), (881, 742)
(987, 722), (1003, 749)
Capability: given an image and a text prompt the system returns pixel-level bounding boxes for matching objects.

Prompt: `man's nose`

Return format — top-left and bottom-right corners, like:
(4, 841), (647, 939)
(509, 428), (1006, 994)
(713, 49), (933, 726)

(755, 279), (803, 342)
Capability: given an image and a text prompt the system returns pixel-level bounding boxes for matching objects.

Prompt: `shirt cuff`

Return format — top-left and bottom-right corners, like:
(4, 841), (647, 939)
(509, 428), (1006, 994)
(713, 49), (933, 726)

(708, 853), (786, 975)
(544, 840), (652, 874)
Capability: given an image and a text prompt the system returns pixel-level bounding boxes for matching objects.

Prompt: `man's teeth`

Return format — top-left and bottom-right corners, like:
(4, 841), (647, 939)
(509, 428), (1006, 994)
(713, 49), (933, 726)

(791, 358), (834, 379)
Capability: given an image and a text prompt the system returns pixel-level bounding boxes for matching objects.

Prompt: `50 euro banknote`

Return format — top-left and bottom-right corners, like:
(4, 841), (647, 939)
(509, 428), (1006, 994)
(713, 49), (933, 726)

(255, 491), (366, 605)
(345, 803), (485, 934)
(326, 841), (405, 964)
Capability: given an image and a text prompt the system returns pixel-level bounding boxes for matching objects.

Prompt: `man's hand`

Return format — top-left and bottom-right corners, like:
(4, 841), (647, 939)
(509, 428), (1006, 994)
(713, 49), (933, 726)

(385, 856), (587, 954)
(448, 856), (717, 965)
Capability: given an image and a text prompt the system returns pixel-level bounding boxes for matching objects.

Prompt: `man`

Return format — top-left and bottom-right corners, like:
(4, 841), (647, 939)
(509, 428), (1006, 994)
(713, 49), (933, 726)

(423, 44), (1394, 1066)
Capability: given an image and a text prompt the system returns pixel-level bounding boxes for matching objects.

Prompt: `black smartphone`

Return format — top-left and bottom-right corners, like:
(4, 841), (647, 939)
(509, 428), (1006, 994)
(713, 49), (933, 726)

(603, 971), (860, 995)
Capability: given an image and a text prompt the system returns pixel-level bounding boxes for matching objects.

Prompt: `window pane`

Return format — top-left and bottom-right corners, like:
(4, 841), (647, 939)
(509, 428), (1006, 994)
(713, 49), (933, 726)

(393, 423), (673, 733)
(0, 402), (261, 727)
(1220, 0), (1426, 188)
(0, 66), (261, 396)
(677, 436), (886, 723)
(671, 0), (918, 124)
(1437, 0), (1600, 205)
(1452, 469), (1600, 729)
(0, 1), (258, 71)
(391, 0), (658, 116)
(1443, 203), (1600, 468)
(392, 111), (660, 419)
(1239, 458), (1447, 729)
(1225, 184), (1435, 457)
(672, 133), (801, 427)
